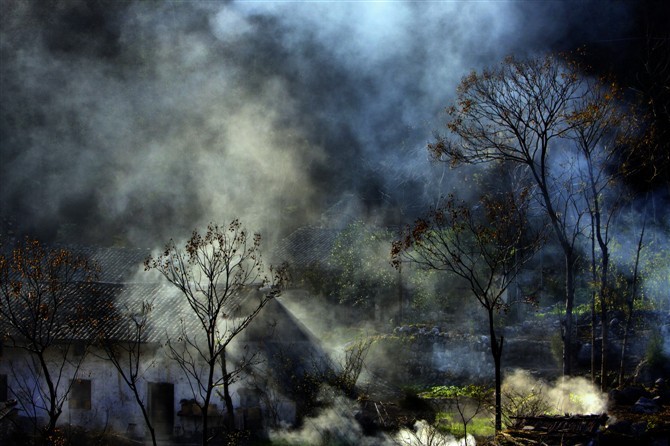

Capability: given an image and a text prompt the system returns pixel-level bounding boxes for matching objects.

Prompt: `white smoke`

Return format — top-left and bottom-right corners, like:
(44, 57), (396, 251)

(1, 0), (634, 245)
(269, 395), (475, 446)
(269, 395), (382, 446)
(395, 420), (475, 446)
(503, 369), (608, 415)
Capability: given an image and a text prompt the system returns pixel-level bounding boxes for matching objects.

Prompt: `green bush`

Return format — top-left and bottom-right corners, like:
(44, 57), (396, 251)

(645, 330), (668, 368)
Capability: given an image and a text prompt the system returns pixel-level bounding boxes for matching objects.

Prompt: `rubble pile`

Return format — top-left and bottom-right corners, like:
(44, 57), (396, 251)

(499, 414), (608, 445)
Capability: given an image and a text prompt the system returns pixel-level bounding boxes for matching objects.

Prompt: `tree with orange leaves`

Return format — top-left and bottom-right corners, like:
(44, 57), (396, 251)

(0, 237), (99, 442)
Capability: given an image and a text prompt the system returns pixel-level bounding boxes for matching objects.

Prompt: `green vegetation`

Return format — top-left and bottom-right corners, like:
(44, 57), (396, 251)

(329, 221), (396, 309)
(419, 384), (492, 401)
(645, 330), (669, 368)
(533, 302), (592, 319)
(500, 381), (551, 427)
(435, 412), (495, 437)
(420, 385), (494, 444)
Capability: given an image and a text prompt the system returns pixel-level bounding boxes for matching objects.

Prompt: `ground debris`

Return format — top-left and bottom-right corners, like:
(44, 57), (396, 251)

(497, 413), (608, 445)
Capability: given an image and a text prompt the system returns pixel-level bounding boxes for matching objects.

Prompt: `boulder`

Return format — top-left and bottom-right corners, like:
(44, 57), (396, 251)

(651, 378), (670, 404)
(606, 419), (632, 435)
(631, 421), (649, 437)
(609, 386), (651, 405)
(634, 358), (670, 386)
(632, 397), (661, 414)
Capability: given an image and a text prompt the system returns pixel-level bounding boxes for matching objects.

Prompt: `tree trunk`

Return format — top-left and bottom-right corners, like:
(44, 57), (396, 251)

(590, 232), (597, 384)
(201, 398), (210, 446)
(201, 364), (215, 446)
(134, 388), (157, 446)
(563, 251), (575, 376)
(488, 308), (503, 432)
(619, 217), (645, 387)
(619, 303), (633, 388)
(38, 353), (60, 441)
(592, 182), (611, 391)
(222, 352), (236, 430)
(599, 252), (609, 391)
(397, 264), (403, 326)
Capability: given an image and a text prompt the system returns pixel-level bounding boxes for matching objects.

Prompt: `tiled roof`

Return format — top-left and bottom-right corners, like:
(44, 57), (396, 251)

(0, 244), (153, 284)
(82, 281), (193, 343)
(271, 227), (342, 270)
(0, 238), (332, 347)
(0, 400), (19, 421)
(0, 281), (265, 344)
(63, 245), (153, 283)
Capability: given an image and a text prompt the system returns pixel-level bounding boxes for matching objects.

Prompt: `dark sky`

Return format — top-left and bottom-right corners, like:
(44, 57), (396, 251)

(0, 0), (662, 247)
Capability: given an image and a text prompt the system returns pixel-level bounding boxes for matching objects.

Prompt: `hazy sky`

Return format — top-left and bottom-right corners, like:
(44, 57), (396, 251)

(0, 0), (637, 247)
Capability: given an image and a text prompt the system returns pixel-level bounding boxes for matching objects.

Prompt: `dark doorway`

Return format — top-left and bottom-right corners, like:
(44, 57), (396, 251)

(148, 382), (174, 437)
(0, 374), (7, 401)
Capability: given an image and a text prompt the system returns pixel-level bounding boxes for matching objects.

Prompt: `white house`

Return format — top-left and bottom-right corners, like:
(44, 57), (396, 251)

(0, 247), (321, 441)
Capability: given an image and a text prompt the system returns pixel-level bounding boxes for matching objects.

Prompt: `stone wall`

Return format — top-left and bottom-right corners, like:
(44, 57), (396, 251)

(365, 321), (559, 388)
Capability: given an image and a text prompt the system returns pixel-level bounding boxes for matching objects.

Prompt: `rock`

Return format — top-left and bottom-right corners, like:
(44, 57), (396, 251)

(634, 358), (670, 386)
(612, 386), (651, 405)
(632, 396), (661, 414)
(606, 419), (632, 434)
(651, 378), (670, 403)
(631, 421), (649, 437)
(608, 389), (623, 405)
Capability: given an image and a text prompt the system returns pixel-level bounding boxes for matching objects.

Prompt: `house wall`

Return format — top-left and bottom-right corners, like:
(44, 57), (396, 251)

(0, 344), (243, 438)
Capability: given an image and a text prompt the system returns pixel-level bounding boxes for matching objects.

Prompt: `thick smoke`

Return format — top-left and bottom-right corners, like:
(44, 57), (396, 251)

(0, 0), (636, 247)
(269, 394), (473, 446)
(269, 395), (381, 446)
(503, 369), (608, 415)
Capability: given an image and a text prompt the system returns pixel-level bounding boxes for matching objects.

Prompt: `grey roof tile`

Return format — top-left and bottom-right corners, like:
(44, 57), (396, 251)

(272, 227), (341, 270)
(65, 245), (153, 283)
(0, 281), (264, 344)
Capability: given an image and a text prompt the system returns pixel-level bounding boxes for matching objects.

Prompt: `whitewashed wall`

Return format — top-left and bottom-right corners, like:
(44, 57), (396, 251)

(0, 343), (242, 438)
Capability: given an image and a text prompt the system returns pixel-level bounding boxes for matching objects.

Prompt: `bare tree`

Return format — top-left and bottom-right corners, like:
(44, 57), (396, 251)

(419, 385), (493, 446)
(570, 77), (638, 389)
(392, 191), (542, 432)
(144, 220), (286, 446)
(618, 211), (646, 387)
(395, 419), (464, 446)
(500, 380), (551, 427)
(0, 237), (99, 440)
(628, 7), (670, 189)
(97, 299), (158, 446)
(429, 53), (626, 376)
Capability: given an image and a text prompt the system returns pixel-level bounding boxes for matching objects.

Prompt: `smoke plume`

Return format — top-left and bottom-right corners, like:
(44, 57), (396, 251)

(269, 394), (474, 446)
(503, 369), (608, 415)
(0, 0), (639, 247)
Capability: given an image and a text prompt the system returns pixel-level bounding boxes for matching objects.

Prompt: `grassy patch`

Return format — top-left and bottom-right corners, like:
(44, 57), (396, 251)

(436, 412), (495, 437)
(534, 302), (592, 319)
